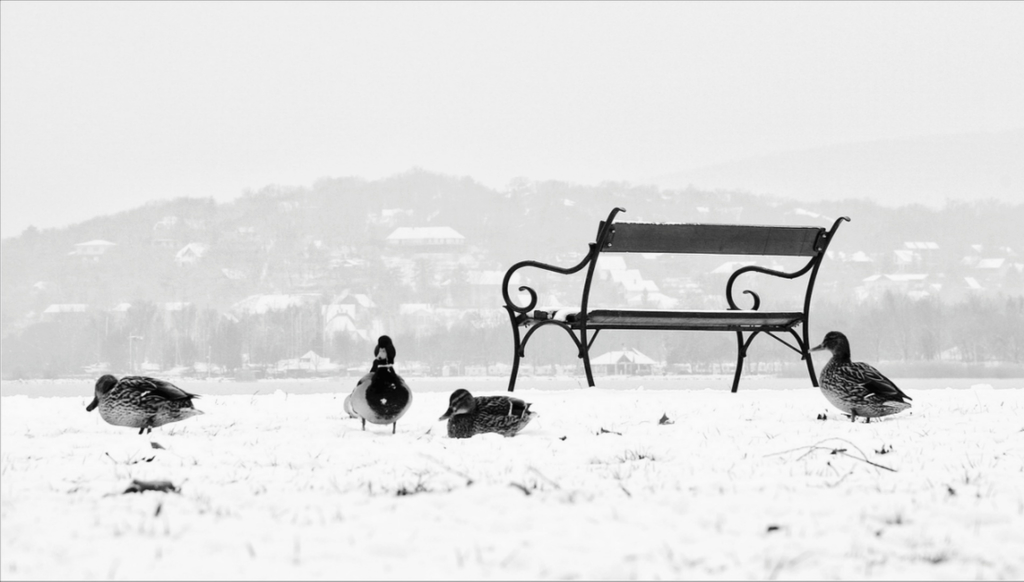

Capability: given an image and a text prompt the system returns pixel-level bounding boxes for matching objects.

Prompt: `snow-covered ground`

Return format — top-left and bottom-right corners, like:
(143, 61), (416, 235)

(2, 378), (1022, 580)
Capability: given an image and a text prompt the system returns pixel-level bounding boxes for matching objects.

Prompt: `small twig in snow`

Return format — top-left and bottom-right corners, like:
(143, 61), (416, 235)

(766, 438), (896, 472)
(509, 482), (531, 496)
(123, 479), (180, 494)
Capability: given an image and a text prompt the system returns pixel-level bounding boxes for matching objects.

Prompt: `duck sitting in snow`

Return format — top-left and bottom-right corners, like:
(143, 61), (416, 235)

(439, 389), (536, 438)
(348, 336), (413, 433)
(86, 375), (203, 434)
(811, 331), (912, 423)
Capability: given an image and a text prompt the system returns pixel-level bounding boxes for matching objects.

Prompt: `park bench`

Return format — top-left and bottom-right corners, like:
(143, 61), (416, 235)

(501, 207), (849, 392)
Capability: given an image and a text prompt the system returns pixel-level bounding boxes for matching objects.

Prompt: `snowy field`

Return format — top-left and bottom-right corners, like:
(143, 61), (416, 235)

(2, 377), (1023, 580)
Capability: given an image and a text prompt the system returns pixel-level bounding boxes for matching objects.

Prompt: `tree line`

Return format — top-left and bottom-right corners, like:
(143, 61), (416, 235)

(3, 292), (1021, 380)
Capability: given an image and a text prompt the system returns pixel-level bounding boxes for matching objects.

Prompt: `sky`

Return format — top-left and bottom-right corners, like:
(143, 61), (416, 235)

(2, 2), (1023, 237)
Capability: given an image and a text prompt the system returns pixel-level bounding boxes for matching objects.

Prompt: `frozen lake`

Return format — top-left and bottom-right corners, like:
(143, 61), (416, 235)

(2, 378), (1022, 579)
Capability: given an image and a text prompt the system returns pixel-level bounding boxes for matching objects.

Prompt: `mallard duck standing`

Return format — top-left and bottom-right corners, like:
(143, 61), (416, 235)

(344, 352), (384, 418)
(348, 336), (412, 433)
(86, 375), (203, 434)
(439, 389), (536, 438)
(811, 331), (912, 423)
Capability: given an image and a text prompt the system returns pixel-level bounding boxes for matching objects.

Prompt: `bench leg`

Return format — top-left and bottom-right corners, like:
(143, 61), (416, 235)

(579, 329), (596, 387)
(804, 357), (818, 388)
(508, 347), (521, 393)
(802, 326), (818, 387)
(506, 308), (523, 392)
(731, 331), (746, 393)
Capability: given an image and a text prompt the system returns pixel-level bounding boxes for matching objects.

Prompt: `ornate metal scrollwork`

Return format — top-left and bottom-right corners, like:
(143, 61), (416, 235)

(501, 251), (593, 315)
(501, 207), (625, 315)
(725, 261), (816, 311)
(724, 216), (850, 311)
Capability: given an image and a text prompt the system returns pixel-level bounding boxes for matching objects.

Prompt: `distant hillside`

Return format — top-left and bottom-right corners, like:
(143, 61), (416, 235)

(3, 170), (1023, 379)
(654, 130), (1024, 207)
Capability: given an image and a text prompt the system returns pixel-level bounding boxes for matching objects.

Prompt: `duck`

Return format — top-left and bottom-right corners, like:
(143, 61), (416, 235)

(811, 331), (912, 423)
(344, 351), (384, 418)
(86, 374), (204, 434)
(348, 335), (412, 433)
(439, 388), (536, 438)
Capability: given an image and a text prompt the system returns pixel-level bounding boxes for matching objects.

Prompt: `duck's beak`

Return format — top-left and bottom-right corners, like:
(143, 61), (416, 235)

(86, 396), (99, 412)
(438, 407), (454, 421)
(810, 342), (825, 352)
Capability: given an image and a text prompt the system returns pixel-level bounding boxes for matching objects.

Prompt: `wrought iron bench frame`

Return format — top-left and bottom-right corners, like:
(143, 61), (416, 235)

(501, 207), (849, 392)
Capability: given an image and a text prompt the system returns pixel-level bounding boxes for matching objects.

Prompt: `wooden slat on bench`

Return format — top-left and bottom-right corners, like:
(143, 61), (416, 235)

(580, 309), (804, 330)
(603, 222), (824, 256)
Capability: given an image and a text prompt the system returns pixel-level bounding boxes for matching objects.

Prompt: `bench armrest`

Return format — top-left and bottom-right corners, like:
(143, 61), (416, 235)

(502, 245), (597, 314)
(725, 262), (816, 310)
(726, 216), (849, 310)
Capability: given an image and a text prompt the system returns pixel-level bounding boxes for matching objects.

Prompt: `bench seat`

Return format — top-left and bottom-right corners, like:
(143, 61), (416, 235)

(521, 308), (804, 330)
(573, 309), (805, 331)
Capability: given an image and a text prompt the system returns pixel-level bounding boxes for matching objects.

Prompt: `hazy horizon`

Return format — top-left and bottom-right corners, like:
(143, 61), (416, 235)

(3, 2), (1023, 237)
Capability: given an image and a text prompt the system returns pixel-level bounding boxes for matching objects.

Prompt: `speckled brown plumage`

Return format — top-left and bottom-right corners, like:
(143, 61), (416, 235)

(87, 375), (203, 434)
(439, 389), (536, 438)
(812, 331), (912, 423)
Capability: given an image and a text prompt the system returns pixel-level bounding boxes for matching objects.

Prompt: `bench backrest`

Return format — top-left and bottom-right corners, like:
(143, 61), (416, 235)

(578, 207), (848, 315)
(598, 222), (827, 257)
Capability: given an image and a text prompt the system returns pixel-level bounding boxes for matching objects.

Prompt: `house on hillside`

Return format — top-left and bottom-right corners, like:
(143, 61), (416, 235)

(69, 240), (116, 263)
(275, 351), (339, 376)
(151, 216), (182, 249)
(153, 216), (180, 230)
(386, 227), (465, 247)
(322, 311), (368, 344)
(895, 242), (940, 271)
(788, 208), (831, 221)
(856, 274), (935, 301)
(221, 268), (246, 282)
(41, 304), (88, 322)
(591, 255), (677, 308)
(595, 255), (627, 279)
(175, 243), (209, 266)
(322, 292), (378, 343)
(972, 257), (1024, 292)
